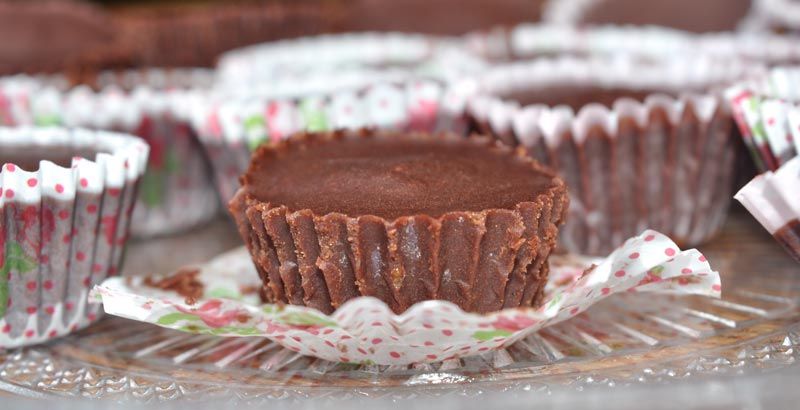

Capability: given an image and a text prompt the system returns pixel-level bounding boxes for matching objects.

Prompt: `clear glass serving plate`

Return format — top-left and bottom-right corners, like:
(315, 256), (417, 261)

(1, 210), (798, 403)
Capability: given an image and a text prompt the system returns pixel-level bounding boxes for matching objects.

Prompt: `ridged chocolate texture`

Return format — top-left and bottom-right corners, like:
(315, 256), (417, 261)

(471, 92), (736, 255)
(229, 130), (567, 314)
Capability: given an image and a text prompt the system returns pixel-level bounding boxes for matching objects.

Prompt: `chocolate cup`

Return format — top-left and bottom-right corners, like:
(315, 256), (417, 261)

(0, 127), (148, 347)
(229, 130), (568, 314)
(466, 58), (752, 255)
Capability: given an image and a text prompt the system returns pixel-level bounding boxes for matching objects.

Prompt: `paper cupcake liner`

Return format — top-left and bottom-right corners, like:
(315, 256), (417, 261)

(466, 24), (800, 67)
(465, 57), (756, 255)
(215, 32), (487, 93)
(726, 66), (800, 172)
(191, 80), (473, 204)
(228, 131), (568, 314)
(748, 0), (800, 33)
(0, 69), (219, 238)
(0, 127), (148, 348)
(735, 156), (800, 263)
(92, 229), (721, 365)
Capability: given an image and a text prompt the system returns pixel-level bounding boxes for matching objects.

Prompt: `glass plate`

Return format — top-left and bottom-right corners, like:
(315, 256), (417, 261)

(1, 211), (798, 402)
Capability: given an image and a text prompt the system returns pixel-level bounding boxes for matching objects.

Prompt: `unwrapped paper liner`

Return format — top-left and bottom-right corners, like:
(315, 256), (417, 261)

(726, 66), (800, 172)
(735, 156), (800, 263)
(0, 70), (219, 237)
(92, 230), (721, 365)
(465, 56), (753, 255)
(190, 80), (473, 203)
(1, 127), (149, 348)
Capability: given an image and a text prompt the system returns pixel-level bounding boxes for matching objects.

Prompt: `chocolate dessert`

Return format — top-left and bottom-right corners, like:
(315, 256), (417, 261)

(229, 129), (568, 314)
(548, 0), (753, 33)
(467, 59), (744, 255)
(0, 1), (121, 75)
(774, 219), (800, 263)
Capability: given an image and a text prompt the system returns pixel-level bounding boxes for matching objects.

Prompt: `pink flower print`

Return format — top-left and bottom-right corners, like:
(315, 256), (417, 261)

(490, 314), (538, 333)
(408, 99), (438, 132)
(101, 216), (118, 246)
(175, 299), (244, 329)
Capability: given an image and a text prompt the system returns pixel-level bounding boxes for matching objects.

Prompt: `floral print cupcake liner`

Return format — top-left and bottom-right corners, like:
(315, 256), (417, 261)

(0, 69), (218, 238)
(1, 126), (148, 348)
(92, 230), (721, 365)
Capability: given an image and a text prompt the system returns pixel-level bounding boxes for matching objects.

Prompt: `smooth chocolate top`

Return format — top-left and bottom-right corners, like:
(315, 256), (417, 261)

(242, 132), (560, 220)
(500, 85), (675, 111)
(1, 146), (104, 172)
(578, 0), (752, 33)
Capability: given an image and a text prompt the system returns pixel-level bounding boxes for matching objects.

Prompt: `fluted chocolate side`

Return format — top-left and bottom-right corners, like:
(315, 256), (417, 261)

(229, 133), (567, 314)
(471, 99), (735, 255)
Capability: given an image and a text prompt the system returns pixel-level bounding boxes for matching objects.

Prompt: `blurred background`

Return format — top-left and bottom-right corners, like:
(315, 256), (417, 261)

(4, 0), (767, 76)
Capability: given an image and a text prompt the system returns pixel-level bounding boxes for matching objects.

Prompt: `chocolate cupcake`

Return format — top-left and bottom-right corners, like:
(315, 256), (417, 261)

(229, 129), (567, 314)
(466, 57), (757, 255)
(0, 69), (218, 237)
(0, 127), (148, 347)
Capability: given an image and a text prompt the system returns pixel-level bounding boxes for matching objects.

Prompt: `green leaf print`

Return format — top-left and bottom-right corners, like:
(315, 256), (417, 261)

(546, 292), (563, 310)
(156, 312), (202, 326)
(0, 242), (39, 318)
(277, 311), (338, 328)
(244, 116), (268, 152)
(140, 171), (165, 207)
(206, 287), (242, 300)
(472, 330), (513, 341)
(34, 114), (62, 127)
(299, 100), (328, 132)
(649, 265), (665, 277)
(165, 149), (181, 173)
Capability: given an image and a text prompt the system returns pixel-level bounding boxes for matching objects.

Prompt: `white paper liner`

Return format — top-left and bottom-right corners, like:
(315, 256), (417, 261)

(736, 157), (800, 233)
(191, 80), (473, 203)
(92, 230), (721, 365)
(0, 70), (219, 237)
(726, 66), (800, 172)
(1, 126), (149, 348)
(750, 0), (800, 32)
(465, 56), (754, 254)
(215, 32), (487, 94)
(466, 24), (800, 67)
